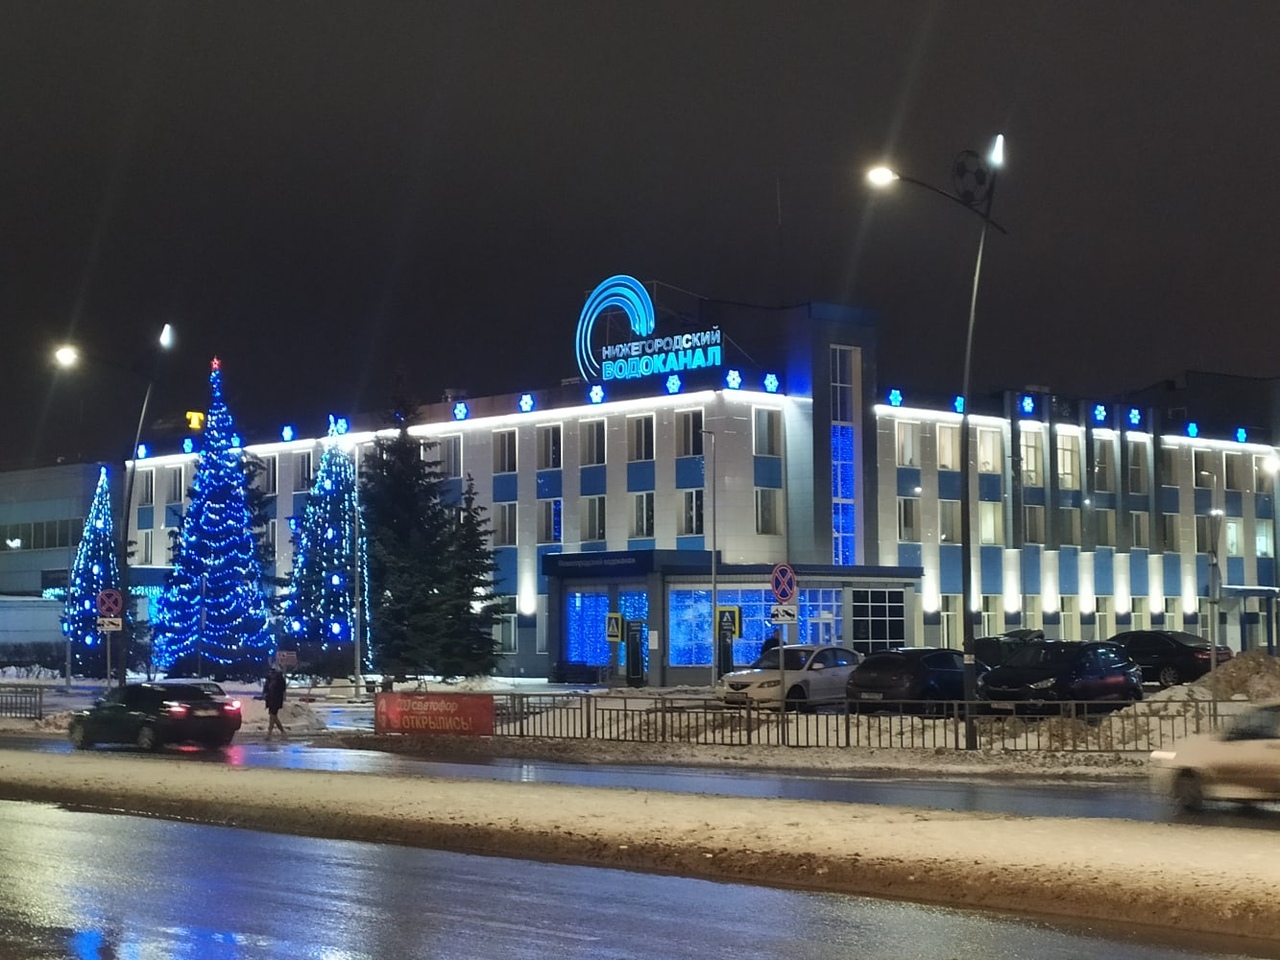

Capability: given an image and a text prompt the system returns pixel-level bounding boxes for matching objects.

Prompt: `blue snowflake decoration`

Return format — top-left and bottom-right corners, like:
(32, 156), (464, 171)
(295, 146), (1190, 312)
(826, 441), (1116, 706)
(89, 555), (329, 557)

(182, 438), (194, 454)
(1020, 394), (1035, 415)
(589, 385), (605, 404)
(887, 389), (903, 407)
(1237, 427), (1248, 443)
(1092, 404), (1108, 424)
(1187, 422), (1199, 439)
(453, 402), (469, 421)
(666, 375), (681, 394)
(519, 393), (535, 413)
(230, 433), (241, 448)
(136, 443), (149, 459)
(763, 373), (779, 393)
(953, 396), (965, 414)
(726, 369), (742, 390)
(1128, 408), (1142, 427)
(282, 425), (295, 442)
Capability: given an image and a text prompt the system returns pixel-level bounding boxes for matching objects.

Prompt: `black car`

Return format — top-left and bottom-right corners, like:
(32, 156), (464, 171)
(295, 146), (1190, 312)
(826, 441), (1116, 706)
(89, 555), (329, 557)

(68, 682), (242, 751)
(846, 648), (986, 714)
(974, 629), (1043, 668)
(976, 640), (1142, 709)
(1109, 630), (1233, 688)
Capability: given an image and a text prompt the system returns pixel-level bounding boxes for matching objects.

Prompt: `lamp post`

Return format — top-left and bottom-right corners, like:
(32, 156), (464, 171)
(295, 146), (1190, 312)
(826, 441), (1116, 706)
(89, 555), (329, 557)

(55, 323), (174, 686)
(1265, 454), (1280, 654)
(1199, 469), (1224, 676)
(868, 135), (1006, 750)
(701, 428), (718, 688)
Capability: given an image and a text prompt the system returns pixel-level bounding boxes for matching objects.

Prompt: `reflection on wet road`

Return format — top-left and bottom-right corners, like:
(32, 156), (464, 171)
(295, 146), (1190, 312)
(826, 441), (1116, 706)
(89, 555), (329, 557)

(0, 800), (1275, 960)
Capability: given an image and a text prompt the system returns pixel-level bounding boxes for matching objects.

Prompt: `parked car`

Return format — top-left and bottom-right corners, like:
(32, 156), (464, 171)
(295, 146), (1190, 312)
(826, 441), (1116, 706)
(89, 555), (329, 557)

(976, 640), (1143, 710)
(974, 629), (1043, 668)
(68, 682), (242, 751)
(846, 647), (987, 714)
(1150, 701), (1280, 810)
(154, 678), (240, 704)
(715, 644), (860, 711)
(1109, 630), (1233, 688)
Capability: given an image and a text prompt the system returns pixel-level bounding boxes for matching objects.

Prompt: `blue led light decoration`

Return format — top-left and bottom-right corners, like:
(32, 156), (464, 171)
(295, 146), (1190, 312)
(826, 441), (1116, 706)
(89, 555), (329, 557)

(282, 425), (295, 442)
(151, 358), (271, 675)
(1237, 427), (1248, 443)
(1020, 395), (1035, 416)
(1128, 408), (1142, 427)
(763, 373), (779, 393)
(1187, 422), (1199, 438)
(1093, 404), (1108, 424)
(282, 419), (365, 654)
(453, 402), (469, 421)
(725, 369), (742, 390)
(519, 393), (534, 413)
(136, 443), (149, 459)
(589, 385), (605, 404)
(953, 396), (965, 414)
(60, 467), (123, 677)
(666, 374), (681, 394)
(182, 438), (194, 454)
(887, 389), (903, 407)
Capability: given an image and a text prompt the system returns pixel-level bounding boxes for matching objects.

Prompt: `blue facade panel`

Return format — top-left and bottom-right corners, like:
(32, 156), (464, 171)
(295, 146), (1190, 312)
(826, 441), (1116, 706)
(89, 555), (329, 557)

(1260, 558), (1276, 585)
(1259, 495), (1275, 521)
(580, 465), (607, 497)
(536, 545), (562, 593)
(979, 546), (1003, 594)
(937, 471), (961, 501)
(938, 543), (962, 595)
(898, 543), (922, 569)
(166, 505), (184, 527)
(1195, 555), (1209, 595)
(754, 456), (783, 489)
(1058, 546), (1079, 595)
(1128, 495), (1150, 512)
(896, 468), (921, 497)
(137, 506), (154, 530)
(1227, 556), (1245, 587)
(627, 461), (655, 492)
(440, 478), (462, 505)
(1160, 487), (1179, 513)
(1057, 490), (1082, 509)
(1194, 488), (1213, 514)
(675, 456), (705, 490)
(627, 538), (655, 551)
(292, 493), (309, 517)
(1092, 493), (1117, 510)
(1020, 546), (1041, 595)
(1023, 487), (1046, 507)
(536, 470), (562, 500)
(977, 474), (1002, 502)
(1225, 491), (1243, 517)
(493, 547), (518, 593)
(676, 535), (706, 551)
(579, 541), (607, 552)
(1163, 553), (1183, 599)
(493, 473), (519, 503)
(1093, 547), (1114, 597)
(1129, 548), (1149, 596)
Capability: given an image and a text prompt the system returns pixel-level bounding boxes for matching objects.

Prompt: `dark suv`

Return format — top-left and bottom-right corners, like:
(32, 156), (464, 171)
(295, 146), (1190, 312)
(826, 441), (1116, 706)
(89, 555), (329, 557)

(68, 682), (242, 751)
(977, 640), (1143, 709)
(1110, 630), (1233, 688)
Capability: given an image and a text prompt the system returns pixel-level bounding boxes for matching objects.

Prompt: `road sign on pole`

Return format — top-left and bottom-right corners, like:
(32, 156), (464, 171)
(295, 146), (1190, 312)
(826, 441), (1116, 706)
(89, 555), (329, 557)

(716, 606), (740, 642)
(96, 617), (123, 632)
(606, 613), (623, 643)
(770, 564), (797, 604)
(96, 589), (123, 617)
(770, 604), (798, 624)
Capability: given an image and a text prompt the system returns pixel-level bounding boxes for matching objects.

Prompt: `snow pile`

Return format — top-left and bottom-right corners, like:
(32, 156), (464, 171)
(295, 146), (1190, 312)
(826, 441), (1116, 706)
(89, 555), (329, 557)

(1192, 649), (1280, 701)
(0, 665), (62, 681)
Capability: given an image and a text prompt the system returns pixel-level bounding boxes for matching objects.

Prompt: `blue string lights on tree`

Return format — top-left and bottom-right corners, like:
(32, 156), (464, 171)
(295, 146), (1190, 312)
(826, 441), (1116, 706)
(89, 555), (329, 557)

(60, 466), (122, 677)
(152, 358), (271, 676)
(282, 416), (367, 662)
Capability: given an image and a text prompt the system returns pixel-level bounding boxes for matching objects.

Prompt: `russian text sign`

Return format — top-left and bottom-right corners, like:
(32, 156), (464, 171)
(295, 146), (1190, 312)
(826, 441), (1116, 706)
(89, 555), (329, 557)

(374, 693), (495, 736)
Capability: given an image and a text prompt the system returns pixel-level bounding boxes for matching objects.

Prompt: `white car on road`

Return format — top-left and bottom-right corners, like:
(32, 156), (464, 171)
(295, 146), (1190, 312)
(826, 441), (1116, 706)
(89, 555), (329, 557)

(1150, 701), (1280, 810)
(715, 644), (861, 711)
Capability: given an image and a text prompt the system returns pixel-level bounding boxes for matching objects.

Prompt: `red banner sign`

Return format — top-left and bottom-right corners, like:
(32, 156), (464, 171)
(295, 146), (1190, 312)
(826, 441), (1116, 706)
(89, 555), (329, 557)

(374, 692), (495, 736)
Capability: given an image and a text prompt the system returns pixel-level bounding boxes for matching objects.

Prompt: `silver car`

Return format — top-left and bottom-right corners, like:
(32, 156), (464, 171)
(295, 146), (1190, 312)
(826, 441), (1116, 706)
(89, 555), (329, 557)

(1150, 701), (1280, 810)
(715, 644), (861, 711)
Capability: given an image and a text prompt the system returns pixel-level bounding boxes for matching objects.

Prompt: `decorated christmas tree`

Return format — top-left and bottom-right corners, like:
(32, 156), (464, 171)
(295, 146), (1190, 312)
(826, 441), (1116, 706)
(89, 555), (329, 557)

(151, 358), (271, 676)
(60, 466), (122, 677)
(283, 416), (367, 668)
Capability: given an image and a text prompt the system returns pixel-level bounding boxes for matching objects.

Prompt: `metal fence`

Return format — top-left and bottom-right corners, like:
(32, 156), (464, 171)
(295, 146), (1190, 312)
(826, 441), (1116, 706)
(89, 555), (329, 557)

(487, 693), (1231, 753)
(0, 685), (44, 721)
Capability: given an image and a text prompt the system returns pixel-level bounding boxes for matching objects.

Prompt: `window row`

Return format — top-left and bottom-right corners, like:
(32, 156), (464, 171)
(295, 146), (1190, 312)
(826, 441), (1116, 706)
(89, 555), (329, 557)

(0, 518), (82, 552)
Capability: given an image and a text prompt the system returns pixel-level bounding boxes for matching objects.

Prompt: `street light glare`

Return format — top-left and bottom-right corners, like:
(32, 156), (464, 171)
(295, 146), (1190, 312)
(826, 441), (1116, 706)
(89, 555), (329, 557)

(159, 323), (174, 349)
(988, 134), (1005, 169)
(866, 166), (899, 187)
(54, 345), (79, 368)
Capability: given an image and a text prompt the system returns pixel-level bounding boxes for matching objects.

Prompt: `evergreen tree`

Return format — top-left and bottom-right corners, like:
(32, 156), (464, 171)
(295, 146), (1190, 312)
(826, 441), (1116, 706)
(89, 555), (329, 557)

(152, 358), (270, 676)
(243, 450), (290, 634)
(60, 466), (122, 677)
(436, 477), (502, 679)
(283, 417), (366, 661)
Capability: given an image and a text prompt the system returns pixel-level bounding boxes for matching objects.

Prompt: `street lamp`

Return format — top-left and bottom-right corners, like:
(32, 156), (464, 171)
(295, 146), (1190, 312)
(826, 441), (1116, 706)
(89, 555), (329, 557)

(1265, 455), (1280, 653)
(701, 428), (718, 688)
(1199, 469), (1224, 676)
(55, 323), (175, 685)
(868, 135), (1006, 749)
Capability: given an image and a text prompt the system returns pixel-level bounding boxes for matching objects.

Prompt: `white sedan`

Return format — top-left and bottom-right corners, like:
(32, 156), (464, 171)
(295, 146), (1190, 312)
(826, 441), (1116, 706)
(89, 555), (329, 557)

(1150, 701), (1280, 810)
(715, 644), (861, 711)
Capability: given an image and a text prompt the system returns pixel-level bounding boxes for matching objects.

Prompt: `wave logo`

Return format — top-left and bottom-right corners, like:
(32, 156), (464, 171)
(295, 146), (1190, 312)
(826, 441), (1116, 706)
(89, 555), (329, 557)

(575, 275), (655, 382)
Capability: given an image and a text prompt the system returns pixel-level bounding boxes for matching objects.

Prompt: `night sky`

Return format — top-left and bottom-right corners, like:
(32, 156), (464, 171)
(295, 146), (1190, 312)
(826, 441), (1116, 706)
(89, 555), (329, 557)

(4, 2), (1279, 467)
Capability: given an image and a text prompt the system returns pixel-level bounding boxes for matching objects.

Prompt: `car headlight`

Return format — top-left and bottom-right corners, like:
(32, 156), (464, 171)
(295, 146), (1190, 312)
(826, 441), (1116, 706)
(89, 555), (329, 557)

(757, 680), (781, 689)
(1150, 750), (1177, 762)
(1028, 677), (1056, 690)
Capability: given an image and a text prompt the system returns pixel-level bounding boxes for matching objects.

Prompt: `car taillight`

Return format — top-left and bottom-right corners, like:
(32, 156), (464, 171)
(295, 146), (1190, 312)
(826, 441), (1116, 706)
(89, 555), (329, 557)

(224, 700), (241, 713)
(1193, 650), (1210, 660)
(163, 700), (189, 717)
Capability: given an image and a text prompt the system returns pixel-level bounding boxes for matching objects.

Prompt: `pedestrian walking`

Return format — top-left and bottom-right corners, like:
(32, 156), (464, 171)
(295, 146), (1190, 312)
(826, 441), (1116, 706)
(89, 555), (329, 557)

(761, 629), (782, 655)
(264, 664), (288, 739)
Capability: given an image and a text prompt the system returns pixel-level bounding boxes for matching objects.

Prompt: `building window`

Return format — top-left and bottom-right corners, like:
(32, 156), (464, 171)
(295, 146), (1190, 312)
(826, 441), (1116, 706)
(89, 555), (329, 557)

(677, 410), (704, 457)
(538, 499), (562, 544)
(631, 492), (654, 537)
(1194, 450), (1214, 486)
(580, 420), (606, 466)
(1225, 517), (1243, 557)
(1131, 511), (1150, 549)
(1059, 507), (1081, 546)
(976, 428), (1001, 474)
(830, 345), (856, 423)
(937, 424), (959, 471)
(1131, 596), (1148, 631)
(438, 435), (463, 479)
(850, 588), (906, 650)
(1258, 521), (1274, 559)
(1094, 440), (1115, 493)
(139, 529), (153, 566)
(492, 503), (517, 546)
(628, 416), (654, 462)
(266, 519), (278, 558)
(1196, 515), (1220, 554)
(1020, 430), (1042, 487)
(939, 499), (960, 543)
(1225, 452), (1245, 491)
(898, 497), (921, 542)
(1159, 445), (1178, 484)
(493, 429), (518, 474)
(756, 488), (781, 535)
(581, 496), (606, 542)
(895, 421), (919, 467)
(754, 408), (782, 457)
(1163, 513), (1181, 552)
(979, 501), (1004, 546)
(1094, 508), (1116, 546)
(294, 452), (312, 492)
(138, 469), (155, 506)
(1128, 440), (1148, 494)
(537, 424), (562, 470)
(1255, 454), (1276, 495)
(1024, 504), (1045, 544)
(679, 489), (704, 536)
(494, 597), (518, 655)
(167, 466), (185, 503)
(1056, 432), (1080, 490)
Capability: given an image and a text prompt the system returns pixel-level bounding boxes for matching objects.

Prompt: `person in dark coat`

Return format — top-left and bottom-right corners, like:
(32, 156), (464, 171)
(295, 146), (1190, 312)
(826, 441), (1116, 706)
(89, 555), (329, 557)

(263, 665), (288, 740)
(761, 629), (782, 656)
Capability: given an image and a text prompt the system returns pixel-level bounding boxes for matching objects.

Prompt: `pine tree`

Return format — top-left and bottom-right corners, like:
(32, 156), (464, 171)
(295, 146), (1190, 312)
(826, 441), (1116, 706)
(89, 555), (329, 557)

(152, 359), (270, 677)
(61, 466), (122, 677)
(283, 417), (366, 668)
(435, 477), (502, 679)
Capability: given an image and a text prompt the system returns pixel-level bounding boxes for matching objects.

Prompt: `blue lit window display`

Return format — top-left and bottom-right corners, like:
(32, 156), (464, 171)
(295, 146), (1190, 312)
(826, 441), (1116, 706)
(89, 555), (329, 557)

(668, 588), (843, 666)
(618, 590), (649, 672)
(831, 424), (856, 565)
(565, 591), (610, 665)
